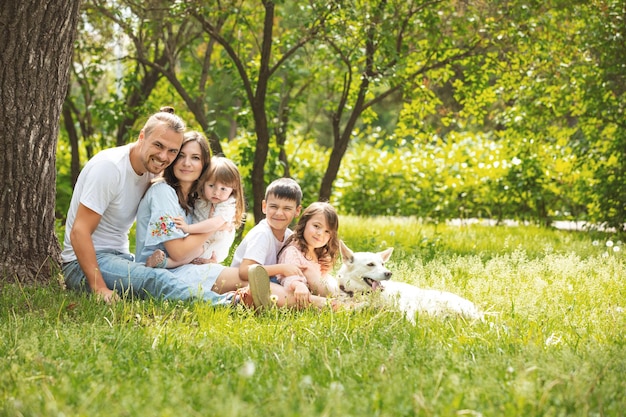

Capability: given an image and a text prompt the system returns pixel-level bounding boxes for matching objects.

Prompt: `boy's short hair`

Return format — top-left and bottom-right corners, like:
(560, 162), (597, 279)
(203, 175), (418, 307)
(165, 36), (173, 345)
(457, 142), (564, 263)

(265, 178), (302, 206)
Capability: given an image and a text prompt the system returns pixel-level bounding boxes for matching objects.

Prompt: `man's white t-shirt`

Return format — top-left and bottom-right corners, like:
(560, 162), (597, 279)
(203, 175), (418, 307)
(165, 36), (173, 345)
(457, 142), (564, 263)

(61, 144), (155, 263)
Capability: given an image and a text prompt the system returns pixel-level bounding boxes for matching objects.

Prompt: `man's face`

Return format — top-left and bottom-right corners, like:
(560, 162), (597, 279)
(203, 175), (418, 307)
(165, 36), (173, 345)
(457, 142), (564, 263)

(262, 195), (301, 232)
(137, 124), (183, 175)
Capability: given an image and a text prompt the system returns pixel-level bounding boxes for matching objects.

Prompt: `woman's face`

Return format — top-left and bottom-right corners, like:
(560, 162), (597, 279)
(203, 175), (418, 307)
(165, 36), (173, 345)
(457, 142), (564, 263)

(173, 141), (204, 187)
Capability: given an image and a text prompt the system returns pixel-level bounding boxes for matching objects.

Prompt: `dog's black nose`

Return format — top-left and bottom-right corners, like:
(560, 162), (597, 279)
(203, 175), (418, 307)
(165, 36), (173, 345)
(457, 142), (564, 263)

(385, 271), (392, 279)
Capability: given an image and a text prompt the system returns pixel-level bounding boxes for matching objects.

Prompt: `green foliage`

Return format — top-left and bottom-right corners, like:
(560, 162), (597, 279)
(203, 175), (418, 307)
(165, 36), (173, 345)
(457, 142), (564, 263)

(3, 219), (626, 416)
(55, 140), (74, 222)
(328, 132), (586, 225)
(221, 135), (330, 211)
(571, 1), (626, 231)
(54, 0), (626, 230)
(215, 131), (592, 227)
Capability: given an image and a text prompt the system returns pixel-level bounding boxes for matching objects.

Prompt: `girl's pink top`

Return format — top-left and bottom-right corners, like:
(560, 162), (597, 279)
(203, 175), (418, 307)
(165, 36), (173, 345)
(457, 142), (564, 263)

(277, 243), (321, 288)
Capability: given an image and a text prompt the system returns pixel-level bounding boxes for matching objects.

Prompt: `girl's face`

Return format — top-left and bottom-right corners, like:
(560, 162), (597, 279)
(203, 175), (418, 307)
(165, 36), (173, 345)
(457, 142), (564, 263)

(173, 141), (204, 188)
(303, 212), (332, 250)
(203, 179), (233, 204)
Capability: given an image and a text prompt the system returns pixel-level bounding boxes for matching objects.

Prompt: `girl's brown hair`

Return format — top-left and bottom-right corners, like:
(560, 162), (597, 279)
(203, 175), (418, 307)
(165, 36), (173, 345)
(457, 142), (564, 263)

(283, 202), (340, 272)
(197, 156), (246, 228)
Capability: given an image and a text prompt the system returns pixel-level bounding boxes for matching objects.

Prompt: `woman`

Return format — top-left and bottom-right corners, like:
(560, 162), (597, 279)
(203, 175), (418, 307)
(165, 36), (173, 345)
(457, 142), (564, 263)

(135, 131), (280, 307)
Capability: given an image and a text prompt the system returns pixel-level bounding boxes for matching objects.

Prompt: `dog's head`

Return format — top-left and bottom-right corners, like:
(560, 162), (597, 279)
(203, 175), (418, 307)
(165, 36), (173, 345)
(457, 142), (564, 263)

(337, 241), (393, 296)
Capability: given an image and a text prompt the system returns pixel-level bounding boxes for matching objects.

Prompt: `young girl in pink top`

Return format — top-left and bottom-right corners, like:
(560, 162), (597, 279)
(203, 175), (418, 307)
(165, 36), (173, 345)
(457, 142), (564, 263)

(277, 201), (342, 309)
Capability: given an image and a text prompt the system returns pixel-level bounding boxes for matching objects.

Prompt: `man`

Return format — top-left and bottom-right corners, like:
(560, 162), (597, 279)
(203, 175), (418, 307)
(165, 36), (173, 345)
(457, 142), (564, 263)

(61, 107), (186, 303)
(62, 107), (271, 308)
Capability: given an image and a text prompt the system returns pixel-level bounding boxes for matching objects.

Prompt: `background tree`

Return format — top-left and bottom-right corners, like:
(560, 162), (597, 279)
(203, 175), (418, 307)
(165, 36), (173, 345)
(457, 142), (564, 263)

(188, 0), (335, 222)
(87, 0), (231, 152)
(310, 0), (497, 202)
(0, 0), (82, 284)
(576, 0), (626, 231)
(53, 0), (626, 233)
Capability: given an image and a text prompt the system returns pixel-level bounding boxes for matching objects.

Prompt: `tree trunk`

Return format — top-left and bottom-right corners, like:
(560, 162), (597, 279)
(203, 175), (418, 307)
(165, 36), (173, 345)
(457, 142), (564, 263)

(62, 100), (81, 187)
(319, 130), (350, 202)
(251, 109), (271, 223)
(250, 0), (275, 224)
(0, 0), (82, 285)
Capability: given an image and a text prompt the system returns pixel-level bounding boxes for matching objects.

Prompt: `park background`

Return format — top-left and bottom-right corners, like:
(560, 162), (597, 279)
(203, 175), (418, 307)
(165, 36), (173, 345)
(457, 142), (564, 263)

(54, 0), (626, 233)
(4, 0), (626, 283)
(1, 1), (626, 416)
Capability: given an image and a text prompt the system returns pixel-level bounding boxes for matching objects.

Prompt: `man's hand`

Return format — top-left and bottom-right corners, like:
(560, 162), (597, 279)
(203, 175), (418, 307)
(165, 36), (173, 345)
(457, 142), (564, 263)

(94, 287), (119, 304)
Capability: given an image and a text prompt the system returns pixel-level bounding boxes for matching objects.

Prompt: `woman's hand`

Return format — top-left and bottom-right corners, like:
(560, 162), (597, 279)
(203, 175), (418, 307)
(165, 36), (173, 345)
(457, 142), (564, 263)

(218, 221), (234, 232)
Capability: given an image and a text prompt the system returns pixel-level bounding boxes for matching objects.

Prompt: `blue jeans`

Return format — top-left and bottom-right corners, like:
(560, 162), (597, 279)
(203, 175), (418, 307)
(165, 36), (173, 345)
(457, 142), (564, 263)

(62, 251), (232, 305)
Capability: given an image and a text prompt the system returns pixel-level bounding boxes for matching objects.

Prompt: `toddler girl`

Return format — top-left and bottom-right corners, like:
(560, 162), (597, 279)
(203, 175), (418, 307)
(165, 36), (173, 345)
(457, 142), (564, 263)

(277, 201), (342, 309)
(146, 156), (245, 268)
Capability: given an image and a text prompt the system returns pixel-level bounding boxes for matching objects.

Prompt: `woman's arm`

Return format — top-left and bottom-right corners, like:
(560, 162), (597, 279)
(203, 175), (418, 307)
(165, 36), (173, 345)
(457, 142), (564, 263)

(163, 232), (209, 263)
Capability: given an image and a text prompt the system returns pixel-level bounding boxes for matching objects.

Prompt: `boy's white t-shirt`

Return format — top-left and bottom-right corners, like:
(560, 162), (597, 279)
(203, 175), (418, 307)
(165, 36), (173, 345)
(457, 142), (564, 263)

(230, 219), (292, 267)
(61, 144), (154, 263)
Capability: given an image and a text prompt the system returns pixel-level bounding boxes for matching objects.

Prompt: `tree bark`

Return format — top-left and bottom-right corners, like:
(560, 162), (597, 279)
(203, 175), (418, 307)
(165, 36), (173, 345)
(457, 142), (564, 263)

(249, 0), (276, 224)
(0, 0), (82, 285)
(62, 100), (81, 187)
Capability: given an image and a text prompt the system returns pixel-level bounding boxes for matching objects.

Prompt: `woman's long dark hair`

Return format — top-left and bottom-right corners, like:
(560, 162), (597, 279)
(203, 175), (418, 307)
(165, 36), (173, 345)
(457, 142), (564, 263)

(162, 131), (211, 214)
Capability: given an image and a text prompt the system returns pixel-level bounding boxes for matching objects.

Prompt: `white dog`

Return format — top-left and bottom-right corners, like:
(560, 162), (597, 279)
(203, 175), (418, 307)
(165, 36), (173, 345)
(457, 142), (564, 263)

(337, 242), (483, 323)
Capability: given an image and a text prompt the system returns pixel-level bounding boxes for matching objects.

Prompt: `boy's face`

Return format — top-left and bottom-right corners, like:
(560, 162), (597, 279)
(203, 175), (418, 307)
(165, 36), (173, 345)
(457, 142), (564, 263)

(262, 195), (301, 232)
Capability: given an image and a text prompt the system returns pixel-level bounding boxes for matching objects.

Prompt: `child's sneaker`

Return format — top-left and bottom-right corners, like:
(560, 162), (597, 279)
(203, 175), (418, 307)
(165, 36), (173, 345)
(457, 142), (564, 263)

(247, 264), (272, 308)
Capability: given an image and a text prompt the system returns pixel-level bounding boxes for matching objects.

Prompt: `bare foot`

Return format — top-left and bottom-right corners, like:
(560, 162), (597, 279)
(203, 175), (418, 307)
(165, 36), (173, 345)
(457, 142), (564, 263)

(146, 249), (167, 268)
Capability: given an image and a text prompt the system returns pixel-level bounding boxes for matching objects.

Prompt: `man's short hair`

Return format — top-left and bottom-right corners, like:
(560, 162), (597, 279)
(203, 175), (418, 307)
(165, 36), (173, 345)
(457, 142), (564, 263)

(143, 106), (186, 138)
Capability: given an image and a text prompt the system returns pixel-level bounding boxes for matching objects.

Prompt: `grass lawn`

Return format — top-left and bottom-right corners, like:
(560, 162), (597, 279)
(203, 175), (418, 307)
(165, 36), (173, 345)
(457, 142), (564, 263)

(1, 216), (625, 416)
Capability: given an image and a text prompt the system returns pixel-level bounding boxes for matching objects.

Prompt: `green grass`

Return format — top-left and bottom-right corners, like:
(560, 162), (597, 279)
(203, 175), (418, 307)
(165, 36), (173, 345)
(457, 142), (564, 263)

(3, 217), (626, 416)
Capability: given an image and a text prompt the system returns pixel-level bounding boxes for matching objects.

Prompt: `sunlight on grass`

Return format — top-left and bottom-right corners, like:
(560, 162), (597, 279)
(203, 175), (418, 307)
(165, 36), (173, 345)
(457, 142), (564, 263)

(3, 216), (626, 416)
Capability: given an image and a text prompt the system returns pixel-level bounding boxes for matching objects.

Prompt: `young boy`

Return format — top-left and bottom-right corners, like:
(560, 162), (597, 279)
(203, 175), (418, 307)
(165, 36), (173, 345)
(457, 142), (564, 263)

(230, 178), (307, 307)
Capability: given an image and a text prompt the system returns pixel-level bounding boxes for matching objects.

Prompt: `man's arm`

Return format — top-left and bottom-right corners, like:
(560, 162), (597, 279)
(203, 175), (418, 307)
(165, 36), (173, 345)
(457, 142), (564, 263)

(70, 204), (116, 302)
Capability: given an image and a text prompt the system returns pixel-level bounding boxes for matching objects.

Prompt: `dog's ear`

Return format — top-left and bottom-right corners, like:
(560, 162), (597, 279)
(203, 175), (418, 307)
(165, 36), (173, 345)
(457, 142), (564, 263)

(339, 240), (354, 263)
(379, 247), (393, 262)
